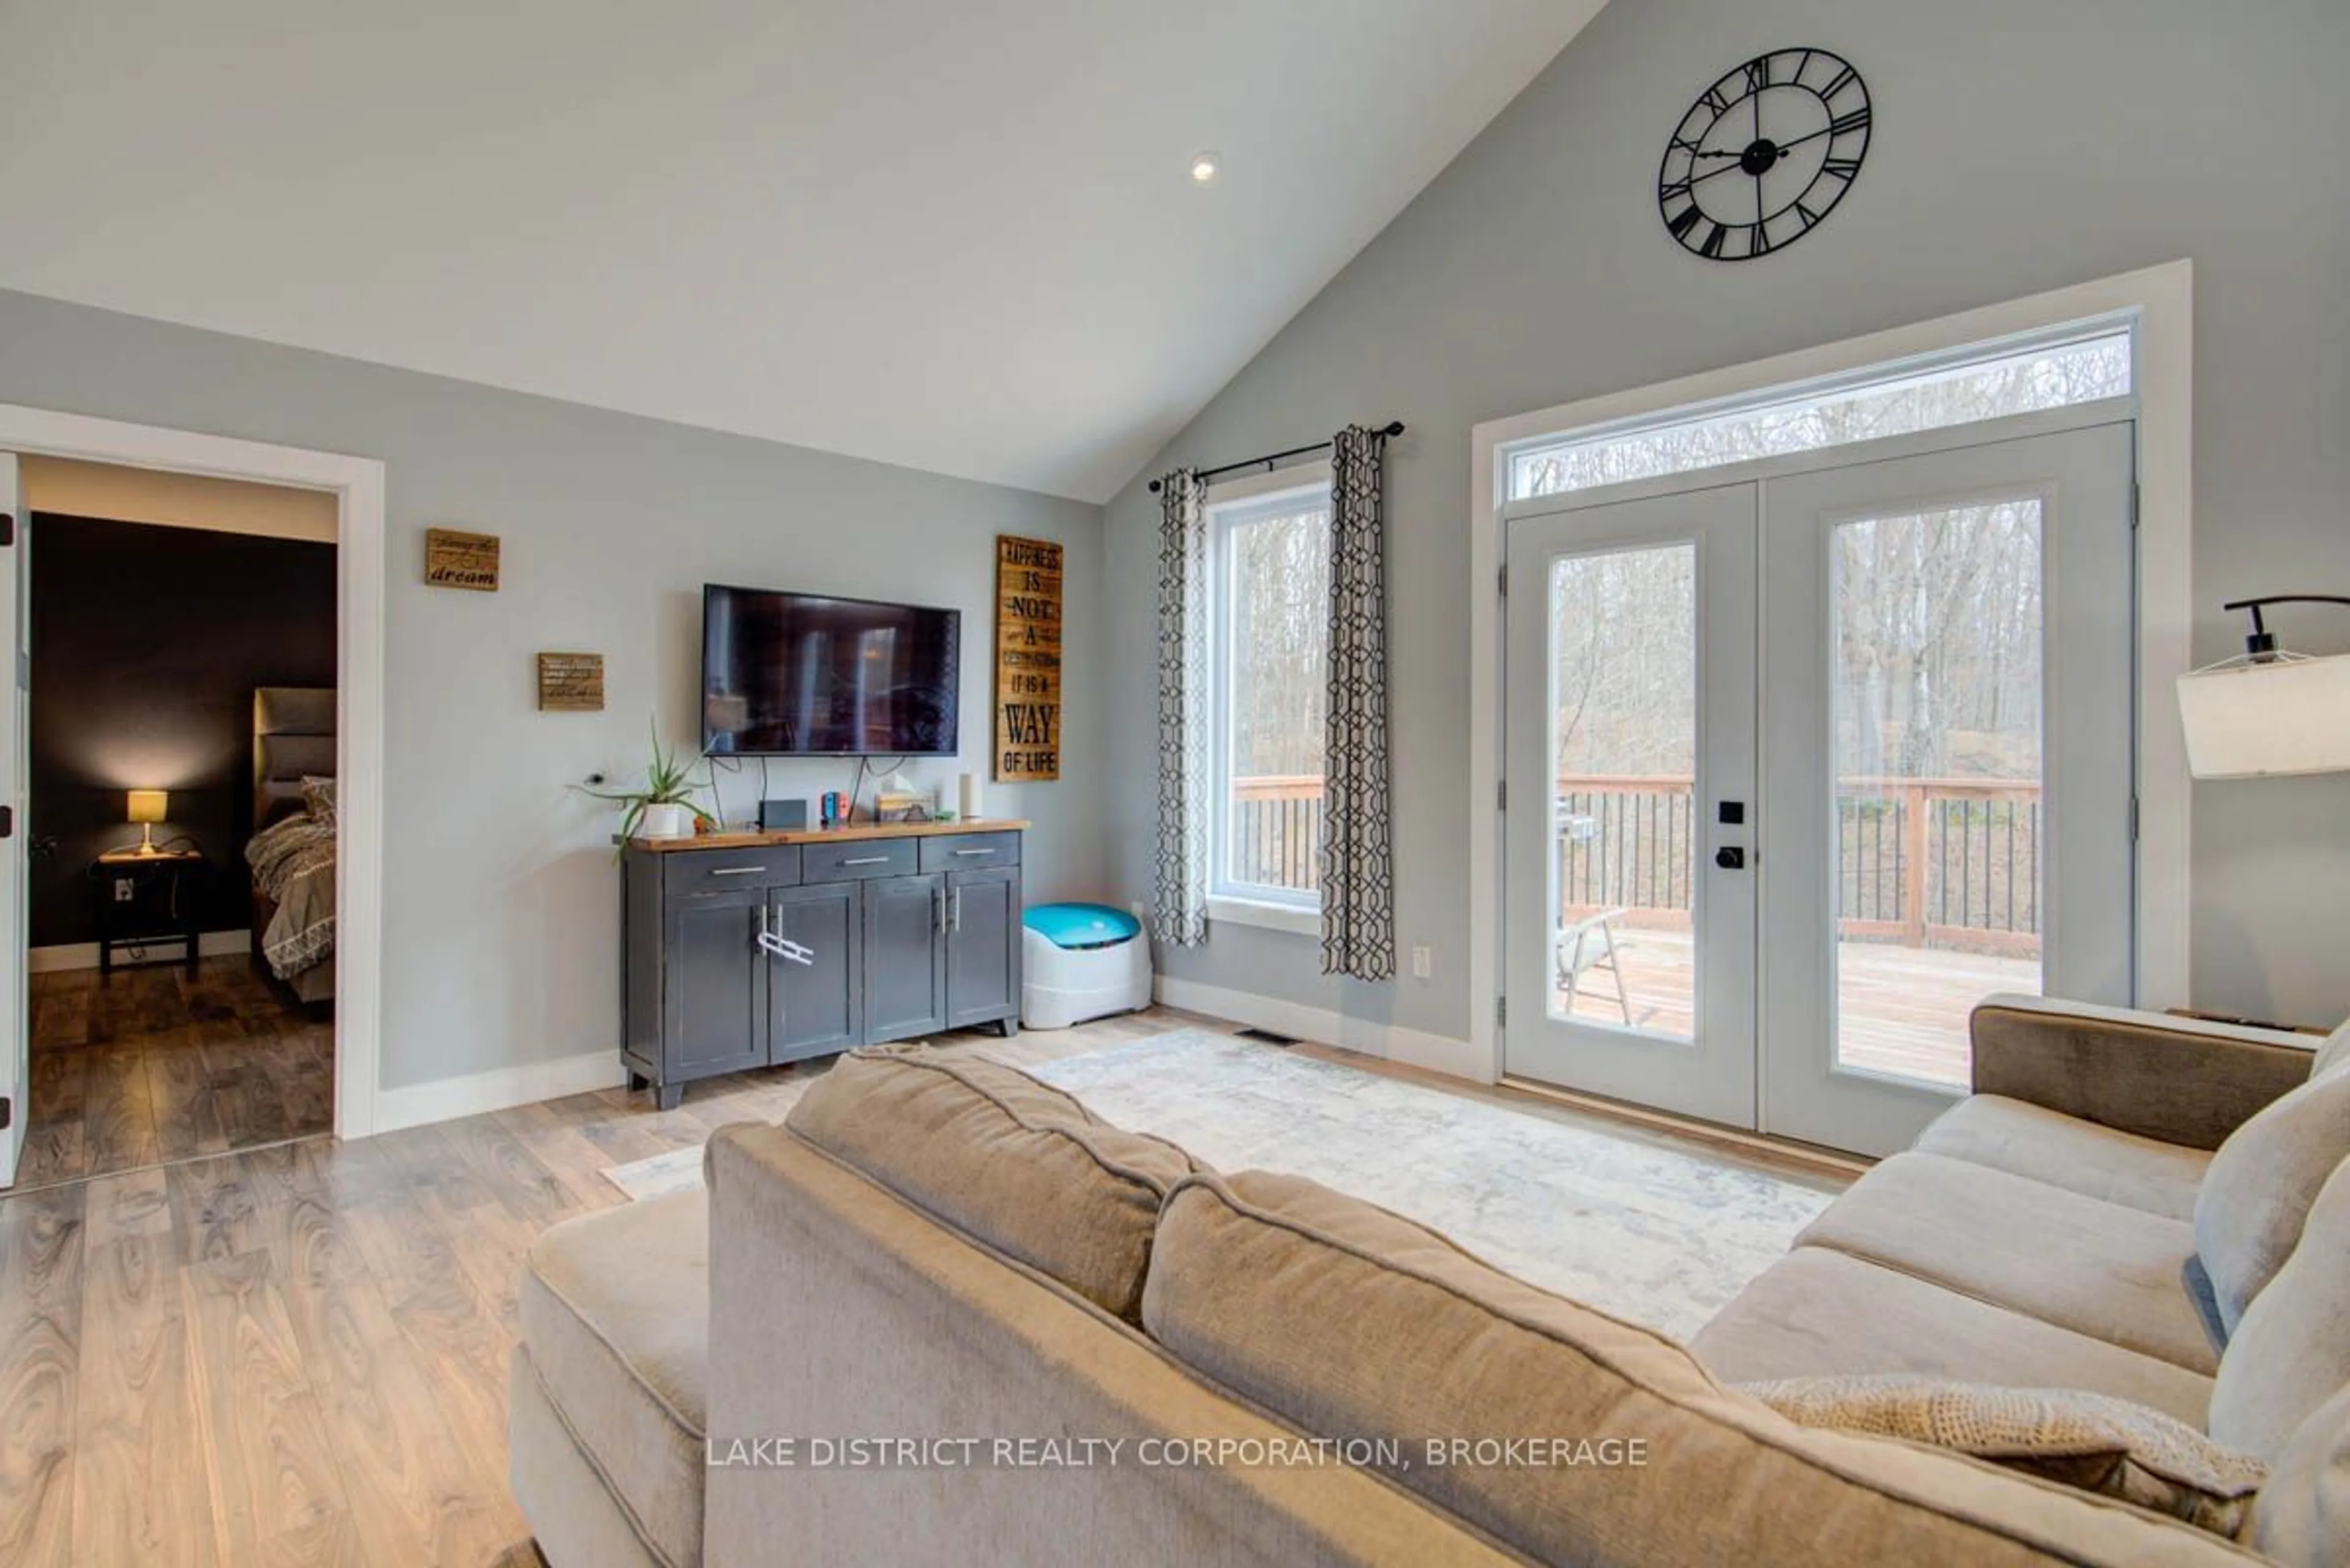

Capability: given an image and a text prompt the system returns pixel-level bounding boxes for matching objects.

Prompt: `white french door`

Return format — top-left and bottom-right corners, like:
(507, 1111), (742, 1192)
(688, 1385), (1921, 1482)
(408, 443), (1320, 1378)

(0, 455), (24, 1189)
(1502, 483), (1758, 1128)
(1503, 414), (2137, 1157)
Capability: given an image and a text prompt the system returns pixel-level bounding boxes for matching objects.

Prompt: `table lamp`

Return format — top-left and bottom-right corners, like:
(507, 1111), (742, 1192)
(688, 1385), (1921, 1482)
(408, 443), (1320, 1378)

(2176, 595), (2350, 778)
(126, 789), (168, 855)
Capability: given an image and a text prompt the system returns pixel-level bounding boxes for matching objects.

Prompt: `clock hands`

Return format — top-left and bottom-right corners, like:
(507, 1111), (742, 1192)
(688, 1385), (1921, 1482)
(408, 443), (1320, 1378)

(1685, 119), (1843, 187)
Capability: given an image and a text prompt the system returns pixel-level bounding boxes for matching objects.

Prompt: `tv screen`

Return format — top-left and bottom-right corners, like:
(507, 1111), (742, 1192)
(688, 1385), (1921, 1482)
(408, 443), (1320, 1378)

(701, 585), (961, 756)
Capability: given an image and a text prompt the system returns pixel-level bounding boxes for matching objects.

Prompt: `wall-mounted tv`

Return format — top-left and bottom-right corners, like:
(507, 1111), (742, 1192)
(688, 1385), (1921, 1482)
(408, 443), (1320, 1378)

(701, 584), (961, 756)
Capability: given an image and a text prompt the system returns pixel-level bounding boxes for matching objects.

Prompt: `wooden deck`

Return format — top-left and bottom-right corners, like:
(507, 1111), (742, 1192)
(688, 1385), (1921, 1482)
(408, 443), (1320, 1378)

(1556, 927), (2039, 1088)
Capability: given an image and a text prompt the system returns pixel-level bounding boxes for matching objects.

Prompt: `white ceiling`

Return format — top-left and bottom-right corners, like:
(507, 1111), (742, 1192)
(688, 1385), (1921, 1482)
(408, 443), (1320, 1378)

(0, 1), (1604, 501)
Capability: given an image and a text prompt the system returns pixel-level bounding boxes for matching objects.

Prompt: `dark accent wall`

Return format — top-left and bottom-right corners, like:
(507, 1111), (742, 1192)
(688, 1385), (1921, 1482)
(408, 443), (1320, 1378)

(29, 514), (335, 947)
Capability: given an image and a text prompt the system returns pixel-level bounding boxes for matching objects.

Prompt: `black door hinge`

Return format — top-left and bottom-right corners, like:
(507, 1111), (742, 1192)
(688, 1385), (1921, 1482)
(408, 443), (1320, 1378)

(0, 1095), (11, 1131)
(0, 513), (14, 547)
(0, 805), (14, 840)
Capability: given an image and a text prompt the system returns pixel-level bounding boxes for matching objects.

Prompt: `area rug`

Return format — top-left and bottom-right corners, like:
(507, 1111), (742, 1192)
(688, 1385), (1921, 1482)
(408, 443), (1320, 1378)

(602, 1029), (1841, 1337)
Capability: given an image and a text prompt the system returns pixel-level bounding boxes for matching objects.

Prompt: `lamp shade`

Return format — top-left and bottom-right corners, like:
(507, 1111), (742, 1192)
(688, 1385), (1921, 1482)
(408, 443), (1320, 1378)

(125, 789), (168, 824)
(2177, 654), (2350, 778)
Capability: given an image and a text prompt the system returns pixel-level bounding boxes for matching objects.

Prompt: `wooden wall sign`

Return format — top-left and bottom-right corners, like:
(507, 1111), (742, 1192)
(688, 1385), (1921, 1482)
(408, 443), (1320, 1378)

(993, 535), (1062, 782)
(425, 528), (501, 591)
(537, 652), (605, 712)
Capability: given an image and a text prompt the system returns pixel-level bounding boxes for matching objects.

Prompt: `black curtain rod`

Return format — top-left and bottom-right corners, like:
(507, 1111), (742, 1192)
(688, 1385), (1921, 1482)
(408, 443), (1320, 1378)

(1147, 420), (1404, 494)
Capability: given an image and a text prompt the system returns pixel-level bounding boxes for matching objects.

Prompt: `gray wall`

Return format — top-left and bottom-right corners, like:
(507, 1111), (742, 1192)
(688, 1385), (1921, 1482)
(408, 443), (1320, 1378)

(1103, 0), (2350, 1039)
(0, 289), (1103, 1090)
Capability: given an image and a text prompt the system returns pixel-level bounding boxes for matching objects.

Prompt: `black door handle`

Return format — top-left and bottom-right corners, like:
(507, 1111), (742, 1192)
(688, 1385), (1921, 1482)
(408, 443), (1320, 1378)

(1715, 846), (1746, 870)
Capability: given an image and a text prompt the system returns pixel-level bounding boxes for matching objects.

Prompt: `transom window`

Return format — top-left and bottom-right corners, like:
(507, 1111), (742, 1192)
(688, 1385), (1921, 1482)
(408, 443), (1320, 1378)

(1209, 473), (1332, 913)
(1509, 324), (2132, 501)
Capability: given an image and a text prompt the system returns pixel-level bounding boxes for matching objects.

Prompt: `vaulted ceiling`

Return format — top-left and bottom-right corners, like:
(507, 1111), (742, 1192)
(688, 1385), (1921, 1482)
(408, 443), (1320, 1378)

(0, 1), (1605, 500)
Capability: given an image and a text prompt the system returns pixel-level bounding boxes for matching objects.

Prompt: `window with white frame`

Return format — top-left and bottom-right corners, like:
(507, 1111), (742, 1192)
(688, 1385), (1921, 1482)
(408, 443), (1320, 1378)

(1209, 471), (1333, 916)
(1509, 324), (2133, 501)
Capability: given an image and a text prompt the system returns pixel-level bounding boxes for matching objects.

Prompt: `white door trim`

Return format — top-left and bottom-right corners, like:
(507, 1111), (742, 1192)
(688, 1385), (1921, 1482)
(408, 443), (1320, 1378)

(1469, 259), (2194, 1086)
(0, 403), (387, 1141)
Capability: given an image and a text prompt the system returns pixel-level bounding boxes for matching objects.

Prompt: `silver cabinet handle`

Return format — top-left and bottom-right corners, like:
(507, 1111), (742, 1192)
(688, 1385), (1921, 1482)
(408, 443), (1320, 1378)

(950, 848), (995, 857)
(952, 886), (963, 933)
(841, 856), (891, 866)
(934, 884), (947, 933)
(709, 865), (766, 876)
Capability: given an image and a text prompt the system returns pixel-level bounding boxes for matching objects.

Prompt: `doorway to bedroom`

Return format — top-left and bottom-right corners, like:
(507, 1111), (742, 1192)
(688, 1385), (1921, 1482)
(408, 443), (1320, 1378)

(9, 456), (340, 1188)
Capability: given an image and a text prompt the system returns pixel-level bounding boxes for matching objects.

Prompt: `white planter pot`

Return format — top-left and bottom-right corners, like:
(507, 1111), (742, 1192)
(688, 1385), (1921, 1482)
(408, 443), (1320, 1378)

(640, 802), (692, 839)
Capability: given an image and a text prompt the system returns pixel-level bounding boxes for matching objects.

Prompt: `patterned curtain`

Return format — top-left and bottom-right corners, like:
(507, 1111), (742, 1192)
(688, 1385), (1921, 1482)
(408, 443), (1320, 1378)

(1154, 468), (1210, 946)
(1320, 426), (1395, 979)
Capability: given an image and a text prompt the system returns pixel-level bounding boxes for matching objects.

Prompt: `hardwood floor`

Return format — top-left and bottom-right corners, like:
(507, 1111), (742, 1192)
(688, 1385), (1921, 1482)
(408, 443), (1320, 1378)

(0, 1006), (1840, 1567)
(23, 957), (334, 1189)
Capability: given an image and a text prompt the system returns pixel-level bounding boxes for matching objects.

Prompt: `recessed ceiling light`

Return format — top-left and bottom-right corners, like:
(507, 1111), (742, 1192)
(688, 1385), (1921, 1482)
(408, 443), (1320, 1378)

(1190, 151), (1222, 184)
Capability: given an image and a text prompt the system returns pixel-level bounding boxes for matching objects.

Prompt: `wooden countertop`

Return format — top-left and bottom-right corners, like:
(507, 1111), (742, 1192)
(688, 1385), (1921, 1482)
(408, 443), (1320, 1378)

(625, 818), (1029, 853)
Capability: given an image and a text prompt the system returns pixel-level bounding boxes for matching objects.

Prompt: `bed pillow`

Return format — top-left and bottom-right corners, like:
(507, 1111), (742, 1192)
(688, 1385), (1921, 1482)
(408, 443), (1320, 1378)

(1740, 1374), (2267, 1537)
(300, 775), (337, 824)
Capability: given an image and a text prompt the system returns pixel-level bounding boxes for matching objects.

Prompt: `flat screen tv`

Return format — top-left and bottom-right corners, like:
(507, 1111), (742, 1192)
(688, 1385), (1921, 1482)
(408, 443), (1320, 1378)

(701, 584), (961, 756)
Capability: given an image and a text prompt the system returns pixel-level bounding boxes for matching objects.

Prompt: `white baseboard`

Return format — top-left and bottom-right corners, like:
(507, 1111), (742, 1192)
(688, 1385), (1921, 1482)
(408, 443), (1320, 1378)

(371, 1049), (626, 1135)
(1153, 976), (1492, 1083)
(30, 928), (253, 973)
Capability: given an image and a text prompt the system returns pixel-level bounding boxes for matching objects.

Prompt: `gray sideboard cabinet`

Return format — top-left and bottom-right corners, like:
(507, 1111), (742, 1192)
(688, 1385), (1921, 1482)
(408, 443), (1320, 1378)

(621, 822), (1025, 1107)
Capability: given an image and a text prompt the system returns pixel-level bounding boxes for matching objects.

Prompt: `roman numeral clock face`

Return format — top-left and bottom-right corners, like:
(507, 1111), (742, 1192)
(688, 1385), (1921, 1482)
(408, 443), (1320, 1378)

(1658, 48), (1870, 261)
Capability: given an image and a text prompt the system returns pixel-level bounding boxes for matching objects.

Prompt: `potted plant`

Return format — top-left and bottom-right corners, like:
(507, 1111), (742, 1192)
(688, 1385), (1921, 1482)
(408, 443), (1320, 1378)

(581, 720), (709, 842)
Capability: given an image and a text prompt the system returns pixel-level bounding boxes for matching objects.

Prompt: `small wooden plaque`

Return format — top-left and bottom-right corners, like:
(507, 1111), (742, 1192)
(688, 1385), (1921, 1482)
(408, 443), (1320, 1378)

(993, 534), (1062, 782)
(537, 652), (605, 712)
(425, 528), (501, 591)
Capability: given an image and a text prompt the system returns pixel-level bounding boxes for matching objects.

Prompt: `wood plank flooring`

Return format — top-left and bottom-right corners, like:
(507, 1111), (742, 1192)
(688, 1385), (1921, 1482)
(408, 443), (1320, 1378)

(23, 958), (334, 1189)
(0, 1006), (1845, 1568)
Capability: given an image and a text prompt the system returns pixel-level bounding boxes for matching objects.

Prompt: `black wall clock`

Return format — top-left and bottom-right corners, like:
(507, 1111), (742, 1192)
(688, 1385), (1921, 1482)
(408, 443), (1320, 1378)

(1658, 48), (1871, 261)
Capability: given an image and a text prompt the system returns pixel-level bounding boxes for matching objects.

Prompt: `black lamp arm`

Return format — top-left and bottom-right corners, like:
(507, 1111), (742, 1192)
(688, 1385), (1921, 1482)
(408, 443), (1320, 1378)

(2222, 594), (2350, 659)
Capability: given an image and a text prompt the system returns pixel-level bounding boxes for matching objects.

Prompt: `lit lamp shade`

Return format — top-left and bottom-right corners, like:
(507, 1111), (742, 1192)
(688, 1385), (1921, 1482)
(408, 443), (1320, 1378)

(126, 789), (168, 825)
(2177, 655), (2350, 778)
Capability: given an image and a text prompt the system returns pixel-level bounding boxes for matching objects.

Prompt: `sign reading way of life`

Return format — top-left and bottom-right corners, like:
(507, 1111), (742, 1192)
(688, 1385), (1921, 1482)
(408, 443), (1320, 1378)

(993, 535), (1062, 782)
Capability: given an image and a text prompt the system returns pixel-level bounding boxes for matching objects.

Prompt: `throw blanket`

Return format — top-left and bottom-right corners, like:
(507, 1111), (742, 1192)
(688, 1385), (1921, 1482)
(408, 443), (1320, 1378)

(247, 813), (337, 977)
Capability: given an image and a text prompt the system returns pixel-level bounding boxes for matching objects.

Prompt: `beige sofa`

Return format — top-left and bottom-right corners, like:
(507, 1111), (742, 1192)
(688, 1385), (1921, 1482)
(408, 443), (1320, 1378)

(510, 999), (2349, 1567)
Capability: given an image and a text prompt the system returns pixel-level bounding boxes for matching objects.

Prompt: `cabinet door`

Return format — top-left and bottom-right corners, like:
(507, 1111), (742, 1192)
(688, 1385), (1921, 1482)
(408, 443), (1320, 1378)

(945, 867), (1021, 1029)
(862, 873), (947, 1042)
(767, 881), (863, 1063)
(664, 890), (768, 1078)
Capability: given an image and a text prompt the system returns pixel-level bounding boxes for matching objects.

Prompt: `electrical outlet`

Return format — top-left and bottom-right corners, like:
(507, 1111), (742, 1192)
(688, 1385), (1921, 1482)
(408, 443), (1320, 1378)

(114, 878), (134, 902)
(1411, 944), (1433, 980)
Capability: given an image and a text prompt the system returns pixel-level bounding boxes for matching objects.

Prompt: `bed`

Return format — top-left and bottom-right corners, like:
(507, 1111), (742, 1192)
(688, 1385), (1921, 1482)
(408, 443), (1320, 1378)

(250, 685), (338, 1007)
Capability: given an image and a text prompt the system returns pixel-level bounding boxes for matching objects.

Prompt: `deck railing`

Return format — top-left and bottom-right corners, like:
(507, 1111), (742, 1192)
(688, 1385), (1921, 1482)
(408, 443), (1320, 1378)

(1230, 772), (2041, 957)
(1229, 775), (1325, 892)
(1554, 773), (2040, 957)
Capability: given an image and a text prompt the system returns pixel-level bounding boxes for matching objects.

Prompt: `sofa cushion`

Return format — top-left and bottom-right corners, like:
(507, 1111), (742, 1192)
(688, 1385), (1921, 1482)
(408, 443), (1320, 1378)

(1916, 1095), (2212, 1220)
(1739, 1374), (2266, 1537)
(2196, 1057), (2350, 1335)
(518, 1190), (708, 1568)
(1144, 1168), (2253, 1567)
(509, 1348), (671, 1568)
(784, 1047), (1196, 1321)
(2210, 1154), (2350, 1461)
(2316, 1018), (2350, 1081)
(1693, 1246), (2217, 1427)
(1797, 1151), (2219, 1373)
(2244, 1381), (2350, 1568)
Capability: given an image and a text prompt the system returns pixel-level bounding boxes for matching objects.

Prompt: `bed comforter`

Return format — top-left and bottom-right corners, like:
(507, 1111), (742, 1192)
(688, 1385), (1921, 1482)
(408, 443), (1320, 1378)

(248, 813), (337, 979)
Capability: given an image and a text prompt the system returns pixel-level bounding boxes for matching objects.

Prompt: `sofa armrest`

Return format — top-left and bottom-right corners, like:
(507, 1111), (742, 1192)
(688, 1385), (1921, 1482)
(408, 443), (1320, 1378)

(1969, 994), (2316, 1150)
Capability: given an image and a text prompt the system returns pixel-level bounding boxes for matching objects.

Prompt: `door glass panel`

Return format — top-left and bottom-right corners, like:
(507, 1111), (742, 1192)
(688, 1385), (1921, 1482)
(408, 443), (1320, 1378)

(1548, 543), (1696, 1040)
(1832, 501), (2045, 1086)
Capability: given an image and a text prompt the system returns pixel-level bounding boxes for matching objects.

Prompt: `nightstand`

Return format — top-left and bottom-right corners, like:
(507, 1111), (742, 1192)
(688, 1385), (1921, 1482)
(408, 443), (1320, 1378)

(92, 848), (207, 976)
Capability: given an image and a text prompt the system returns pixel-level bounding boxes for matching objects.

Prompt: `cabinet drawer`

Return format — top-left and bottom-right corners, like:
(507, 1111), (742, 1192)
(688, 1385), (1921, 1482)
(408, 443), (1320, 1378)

(919, 832), (1021, 873)
(663, 845), (801, 895)
(802, 837), (920, 883)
